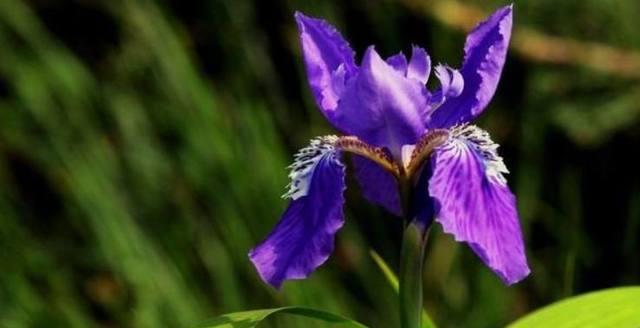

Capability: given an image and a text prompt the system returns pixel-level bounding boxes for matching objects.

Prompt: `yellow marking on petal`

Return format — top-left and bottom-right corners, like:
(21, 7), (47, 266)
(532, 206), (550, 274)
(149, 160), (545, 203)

(405, 129), (449, 178)
(335, 136), (400, 176)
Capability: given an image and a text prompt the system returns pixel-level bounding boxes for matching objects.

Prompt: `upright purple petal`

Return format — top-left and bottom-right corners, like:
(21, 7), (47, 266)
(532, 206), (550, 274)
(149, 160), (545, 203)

(407, 46), (431, 84)
(249, 141), (346, 288)
(334, 47), (428, 158)
(295, 12), (356, 118)
(386, 52), (408, 75)
(428, 125), (529, 284)
(429, 65), (465, 108)
(428, 5), (513, 128)
(386, 47), (430, 84)
(352, 155), (402, 216)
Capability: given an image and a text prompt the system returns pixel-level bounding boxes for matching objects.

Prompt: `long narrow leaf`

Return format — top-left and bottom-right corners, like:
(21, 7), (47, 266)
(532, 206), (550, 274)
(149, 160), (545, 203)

(199, 306), (368, 328)
(370, 250), (400, 290)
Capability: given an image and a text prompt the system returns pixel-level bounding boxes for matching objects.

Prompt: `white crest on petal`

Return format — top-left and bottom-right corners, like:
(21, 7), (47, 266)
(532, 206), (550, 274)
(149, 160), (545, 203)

(283, 135), (340, 200)
(400, 144), (416, 170)
(449, 124), (509, 184)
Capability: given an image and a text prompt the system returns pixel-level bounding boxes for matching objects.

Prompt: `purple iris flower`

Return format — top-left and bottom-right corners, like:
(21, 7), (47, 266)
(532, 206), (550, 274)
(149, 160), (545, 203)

(249, 5), (529, 289)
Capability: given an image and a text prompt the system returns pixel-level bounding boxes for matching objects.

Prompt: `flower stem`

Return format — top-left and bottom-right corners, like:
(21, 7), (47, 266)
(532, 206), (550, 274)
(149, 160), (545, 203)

(399, 222), (429, 328)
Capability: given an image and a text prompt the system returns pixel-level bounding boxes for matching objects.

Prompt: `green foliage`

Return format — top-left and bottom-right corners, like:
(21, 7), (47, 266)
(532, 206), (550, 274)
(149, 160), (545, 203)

(0, 0), (639, 327)
(370, 250), (400, 291)
(371, 250), (437, 328)
(509, 287), (640, 328)
(200, 307), (368, 328)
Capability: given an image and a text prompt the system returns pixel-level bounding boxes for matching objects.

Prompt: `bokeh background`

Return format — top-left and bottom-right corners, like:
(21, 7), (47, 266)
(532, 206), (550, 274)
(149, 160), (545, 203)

(1, 0), (639, 327)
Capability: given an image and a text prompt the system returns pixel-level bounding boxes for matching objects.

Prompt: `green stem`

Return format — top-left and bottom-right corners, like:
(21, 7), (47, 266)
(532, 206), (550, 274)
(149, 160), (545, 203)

(399, 222), (429, 328)
(396, 165), (435, 328)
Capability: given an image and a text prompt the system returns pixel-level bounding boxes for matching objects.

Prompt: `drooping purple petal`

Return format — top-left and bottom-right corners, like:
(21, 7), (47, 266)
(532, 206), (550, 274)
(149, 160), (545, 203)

(407, 46), (431, 84)
(352, 155), (402, 216)
(428, 5), (513, 129)
(249, 146), (346, 288)
(295, 12), (357, 118)
(428, 126), (529, 284)
(333, 46), (428, 158)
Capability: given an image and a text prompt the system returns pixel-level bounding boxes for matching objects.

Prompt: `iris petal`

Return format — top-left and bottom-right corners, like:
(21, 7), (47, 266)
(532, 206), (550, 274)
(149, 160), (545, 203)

(429, 64), (465, 108)
(334, 46), (428, 158)
(386, 52), (408, 75)
(352, 155), (402, 216)
(295, 12), (356, 119)
(407, 46), (431, 84)
(409, 163), (436, 230)
(249, 142), (346, 288)
(428, 5), (513, 128)
(428, 126), (529, 284)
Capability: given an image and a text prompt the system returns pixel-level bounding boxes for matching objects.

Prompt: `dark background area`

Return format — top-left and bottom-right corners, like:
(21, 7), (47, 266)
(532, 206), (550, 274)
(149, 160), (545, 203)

(1, 0), (639, 327)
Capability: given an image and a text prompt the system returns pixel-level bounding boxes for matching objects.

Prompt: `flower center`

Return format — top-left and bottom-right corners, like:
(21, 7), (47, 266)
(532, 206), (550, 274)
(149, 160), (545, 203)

(334, 136), (398, 174)
(403, 129), (449, 178)
(282, 131), (450, 200)
(336, 130), (449, 180)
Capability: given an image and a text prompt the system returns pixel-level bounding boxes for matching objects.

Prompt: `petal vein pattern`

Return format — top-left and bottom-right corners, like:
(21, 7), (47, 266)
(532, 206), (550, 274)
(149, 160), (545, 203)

(250, 136), (346, 288)
(450, 124), (508, 184)
(428, 125), (529, 284)
(284, 135), (340, 200)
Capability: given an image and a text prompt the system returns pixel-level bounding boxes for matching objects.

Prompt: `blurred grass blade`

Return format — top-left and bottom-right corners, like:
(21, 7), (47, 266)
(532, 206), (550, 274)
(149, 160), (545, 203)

(370, 250), (437, 328)
(508, 287), (640, 328)
(370, 250), (399, 291)
(199, 306), (368, 328)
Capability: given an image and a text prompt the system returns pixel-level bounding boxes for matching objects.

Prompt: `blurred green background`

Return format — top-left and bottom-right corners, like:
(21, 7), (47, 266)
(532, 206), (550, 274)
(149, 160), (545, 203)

(1, 0), (639, 327)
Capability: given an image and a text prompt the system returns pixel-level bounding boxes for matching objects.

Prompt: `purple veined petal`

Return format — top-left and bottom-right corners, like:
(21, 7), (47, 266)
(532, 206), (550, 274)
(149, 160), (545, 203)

(249, 137), (346, 288)
(295, 12), (357, 119)
(428, 5), (513, 129)
(407, 46), (431, 84)
(333, 46), (428, 159)
(386, 52), (408, 75)
(352, 155), (402, 216)
(428, 125), (529, 284)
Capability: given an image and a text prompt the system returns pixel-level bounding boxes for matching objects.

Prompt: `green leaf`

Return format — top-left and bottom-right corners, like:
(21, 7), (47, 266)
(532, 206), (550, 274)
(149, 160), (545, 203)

(369, 250), (438, 328)
(370, 250), (399, 291)
(199, 306), (368, 328)
(509, 286), (640, 328)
